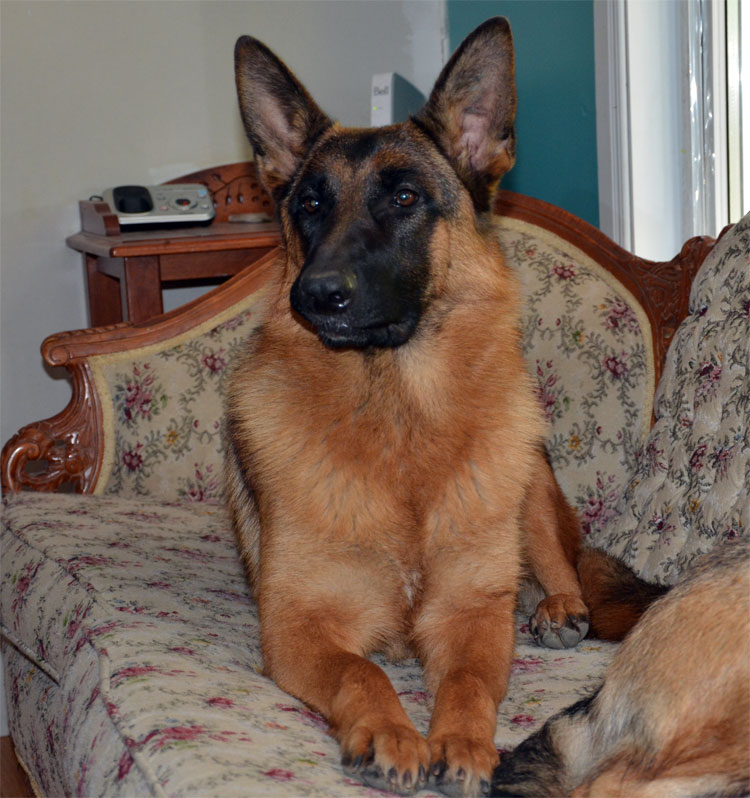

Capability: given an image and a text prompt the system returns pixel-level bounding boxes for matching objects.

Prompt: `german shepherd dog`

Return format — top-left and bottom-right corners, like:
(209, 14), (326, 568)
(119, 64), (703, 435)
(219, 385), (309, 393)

(492, 540), (750, 798)
(226, 18), (592, 797)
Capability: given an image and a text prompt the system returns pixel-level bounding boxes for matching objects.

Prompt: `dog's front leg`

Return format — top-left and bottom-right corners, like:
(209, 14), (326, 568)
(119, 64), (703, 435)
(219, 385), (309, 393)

(522, 454), (590, 649)
(415, 570), (517, 798)
(260, 597), (430, 795)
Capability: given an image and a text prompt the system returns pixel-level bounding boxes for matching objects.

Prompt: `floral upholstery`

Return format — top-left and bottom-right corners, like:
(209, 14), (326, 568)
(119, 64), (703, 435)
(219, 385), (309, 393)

(588, 212), (750, 583)
(3, 210), (746, 797)
(93, 287), (270, 502)
(1, 492), (617, 797)
(497, 218), (653, 537)
(92, 217), (654, 535)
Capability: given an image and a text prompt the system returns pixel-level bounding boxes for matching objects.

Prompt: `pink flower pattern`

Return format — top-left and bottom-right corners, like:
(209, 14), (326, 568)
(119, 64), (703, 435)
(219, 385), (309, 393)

(604, 353), (629, 379)
(116, 363), (167, 425)
(601, 297), (639, 333)
(3, 491), (617, 798)
(6, 217), (746, 797)
(588, 212), (749, 583)
(695, 358), (723, 403)
(533, 359), (563, 422)
(201, 349), (227, 374)
(552, 262), (576, 280)
(121, 444), (144, 472)
(178, 463), (221, 504)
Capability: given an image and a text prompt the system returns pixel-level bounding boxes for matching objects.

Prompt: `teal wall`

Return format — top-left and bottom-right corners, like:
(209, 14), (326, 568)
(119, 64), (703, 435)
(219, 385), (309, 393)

(447, 1), (598, 227)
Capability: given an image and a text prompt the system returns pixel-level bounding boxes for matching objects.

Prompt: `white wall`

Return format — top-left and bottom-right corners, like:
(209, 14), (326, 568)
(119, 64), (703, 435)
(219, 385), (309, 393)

(0, 0), (446, 738)
(0, 0), (447, 450)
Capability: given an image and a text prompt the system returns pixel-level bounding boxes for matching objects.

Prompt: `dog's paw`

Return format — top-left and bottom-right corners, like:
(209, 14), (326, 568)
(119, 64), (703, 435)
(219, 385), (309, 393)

(530, 594), (589, 649)
(341, 720), (429, 795)
(427, 734), (497, 797)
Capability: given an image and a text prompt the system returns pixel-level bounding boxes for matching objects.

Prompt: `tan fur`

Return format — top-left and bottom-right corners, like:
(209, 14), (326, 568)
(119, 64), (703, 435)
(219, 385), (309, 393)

(577, 543), (750, 797)
(492, 541), (750, 797)
(226, 18), (588, 796)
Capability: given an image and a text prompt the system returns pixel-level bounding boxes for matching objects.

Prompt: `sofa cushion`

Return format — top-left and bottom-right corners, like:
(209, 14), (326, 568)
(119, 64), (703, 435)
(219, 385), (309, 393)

(589, 212), (750, 582)
(1, 492), (617, 797)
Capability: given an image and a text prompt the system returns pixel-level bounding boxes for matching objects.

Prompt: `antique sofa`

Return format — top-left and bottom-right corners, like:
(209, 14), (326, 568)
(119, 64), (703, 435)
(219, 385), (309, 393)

(2, 163), (748, 797)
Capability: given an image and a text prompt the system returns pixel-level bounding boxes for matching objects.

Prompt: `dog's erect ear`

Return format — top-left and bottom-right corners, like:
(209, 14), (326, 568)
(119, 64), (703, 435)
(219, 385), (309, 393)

(235, 36), (332, 195)
(415, 17), (516, 211)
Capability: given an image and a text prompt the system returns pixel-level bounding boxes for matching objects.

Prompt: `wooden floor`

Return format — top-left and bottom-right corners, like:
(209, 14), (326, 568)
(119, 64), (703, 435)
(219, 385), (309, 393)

(0, 737), (33, 798)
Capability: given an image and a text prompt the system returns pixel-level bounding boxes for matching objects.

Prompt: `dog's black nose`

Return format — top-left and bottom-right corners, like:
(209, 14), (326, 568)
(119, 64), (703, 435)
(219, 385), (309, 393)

(302, 269), (355, 314)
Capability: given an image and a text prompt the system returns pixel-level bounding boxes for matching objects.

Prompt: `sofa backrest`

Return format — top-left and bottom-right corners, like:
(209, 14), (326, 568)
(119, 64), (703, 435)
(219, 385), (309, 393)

(498, 217), (653, 537)
(88, 215), (655, 536)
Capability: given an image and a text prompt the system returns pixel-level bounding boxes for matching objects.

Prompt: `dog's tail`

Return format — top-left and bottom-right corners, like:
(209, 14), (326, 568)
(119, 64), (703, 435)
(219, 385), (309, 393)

(576, 549), (669, 641)
(491, 693), (598, 797)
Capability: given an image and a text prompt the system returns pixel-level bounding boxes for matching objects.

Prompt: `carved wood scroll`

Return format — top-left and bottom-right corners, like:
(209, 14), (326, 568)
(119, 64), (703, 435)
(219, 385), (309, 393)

(1, 240), (277, 494)
(623, 235), (719, 373)
(2, 362), (103, 493)
(1, 170), (722, 495)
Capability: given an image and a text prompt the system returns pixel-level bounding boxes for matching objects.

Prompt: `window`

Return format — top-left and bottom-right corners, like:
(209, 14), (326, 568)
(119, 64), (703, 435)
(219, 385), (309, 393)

(727, 0), (748, 220)
(595, 0), (747, 259)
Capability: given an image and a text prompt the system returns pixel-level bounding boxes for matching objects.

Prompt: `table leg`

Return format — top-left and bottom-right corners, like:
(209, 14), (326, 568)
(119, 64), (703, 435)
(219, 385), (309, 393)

(122, 256), (163, 322)
(85, 254), (124, 327)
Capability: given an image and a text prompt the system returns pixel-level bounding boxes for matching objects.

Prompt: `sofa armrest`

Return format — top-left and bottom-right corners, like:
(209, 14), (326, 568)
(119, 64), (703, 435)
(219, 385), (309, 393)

(2, 249), (277, 494)
(2, 362), (103, 493)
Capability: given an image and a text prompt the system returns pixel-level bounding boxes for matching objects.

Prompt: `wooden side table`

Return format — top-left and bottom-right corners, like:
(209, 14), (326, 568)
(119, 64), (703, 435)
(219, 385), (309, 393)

(66, 162), (281, 326)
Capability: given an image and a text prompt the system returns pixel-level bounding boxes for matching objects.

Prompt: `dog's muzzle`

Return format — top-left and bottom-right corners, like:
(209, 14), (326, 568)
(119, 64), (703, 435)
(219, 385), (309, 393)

(297, 267), (356, 315)
(290, 265), (420, 350)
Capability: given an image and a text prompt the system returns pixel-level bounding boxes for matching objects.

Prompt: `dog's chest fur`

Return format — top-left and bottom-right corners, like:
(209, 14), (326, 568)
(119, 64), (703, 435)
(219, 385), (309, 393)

(238, 307), (541, 563)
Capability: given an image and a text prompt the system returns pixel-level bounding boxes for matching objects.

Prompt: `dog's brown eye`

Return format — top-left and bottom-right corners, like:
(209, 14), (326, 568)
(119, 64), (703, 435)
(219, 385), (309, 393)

(302, 197), (321, 214)
(393, 189), (418, 208)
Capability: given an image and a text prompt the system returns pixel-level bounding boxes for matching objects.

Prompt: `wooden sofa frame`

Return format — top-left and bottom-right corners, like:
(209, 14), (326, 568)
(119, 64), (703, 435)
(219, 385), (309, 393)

(1, 162), (720, 495)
